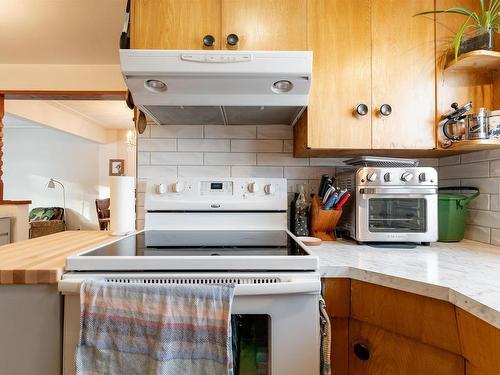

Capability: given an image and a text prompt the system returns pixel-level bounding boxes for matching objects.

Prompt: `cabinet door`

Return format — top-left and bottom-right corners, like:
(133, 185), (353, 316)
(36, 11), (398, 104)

(349, 320), (465, 375)
(371, 0), (435, 149)
(221, 0), (306, 50)
(131, 0), (221, 49)
(306, 0), (372, 149)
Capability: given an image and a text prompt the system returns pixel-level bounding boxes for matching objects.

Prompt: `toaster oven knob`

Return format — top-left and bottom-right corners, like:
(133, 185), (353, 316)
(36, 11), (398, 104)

(156, 184), (167, 194)
(248, 182), (260, 193)
(264, 184), (276, 195)
(419, 173), (427, 182)
(172, 181), (185, 193)
(401, 172), (414, 182)
(366, 172), (377, 182)
(384, 172), (392, 182)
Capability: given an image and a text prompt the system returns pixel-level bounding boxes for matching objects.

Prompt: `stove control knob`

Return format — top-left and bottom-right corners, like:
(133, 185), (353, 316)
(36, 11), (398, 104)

(366, 172), (377, 182)
(384, 172), (392, 182)
(401, 172), (414, 182)
(156, 184), (166, 194)
(264, 184), (276, 195)
(172, 181), (185, 193)
(248, 182), (260, 193)
(419, 173), (427, 182)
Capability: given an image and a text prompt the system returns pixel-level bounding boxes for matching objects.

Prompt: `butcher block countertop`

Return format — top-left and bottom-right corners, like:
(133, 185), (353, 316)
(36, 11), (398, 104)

(0, 231), (120, 284)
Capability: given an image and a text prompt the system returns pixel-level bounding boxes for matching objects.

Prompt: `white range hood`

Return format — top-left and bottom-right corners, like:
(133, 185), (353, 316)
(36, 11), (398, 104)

(120, 49), (312, 126)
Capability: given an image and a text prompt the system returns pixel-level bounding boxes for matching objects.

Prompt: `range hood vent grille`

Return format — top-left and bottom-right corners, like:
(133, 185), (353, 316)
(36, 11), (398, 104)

(142, 105), (305, 126)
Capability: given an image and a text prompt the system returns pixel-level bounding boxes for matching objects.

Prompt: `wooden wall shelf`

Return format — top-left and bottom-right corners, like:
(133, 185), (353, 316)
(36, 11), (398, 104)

(444, 50), (500, 72)
(439, 139), (500, 152)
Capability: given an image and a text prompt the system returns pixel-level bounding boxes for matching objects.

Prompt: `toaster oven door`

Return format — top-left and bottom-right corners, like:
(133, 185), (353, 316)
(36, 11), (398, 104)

(357, 188), (438, 242)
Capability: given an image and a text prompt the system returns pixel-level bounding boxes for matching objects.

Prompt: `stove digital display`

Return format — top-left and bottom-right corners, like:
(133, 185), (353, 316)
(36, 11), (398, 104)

(211, 182), (223, 190)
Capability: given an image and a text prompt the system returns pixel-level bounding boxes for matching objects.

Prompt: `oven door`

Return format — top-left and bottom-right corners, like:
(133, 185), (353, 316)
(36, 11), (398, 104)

(59, 273), (320, 375)
(356, 187), (438, 242)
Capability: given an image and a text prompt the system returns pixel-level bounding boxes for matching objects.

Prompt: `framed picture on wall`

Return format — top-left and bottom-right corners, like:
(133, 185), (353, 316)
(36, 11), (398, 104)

(109, 159), (125, 176)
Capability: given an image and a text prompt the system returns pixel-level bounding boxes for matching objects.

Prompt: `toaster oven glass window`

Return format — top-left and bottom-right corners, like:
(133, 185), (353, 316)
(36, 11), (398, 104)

(368, 198), (427, 233)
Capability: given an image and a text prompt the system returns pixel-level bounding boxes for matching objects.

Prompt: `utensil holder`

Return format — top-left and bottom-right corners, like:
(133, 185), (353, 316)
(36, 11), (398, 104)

(310, 196), (343, 241)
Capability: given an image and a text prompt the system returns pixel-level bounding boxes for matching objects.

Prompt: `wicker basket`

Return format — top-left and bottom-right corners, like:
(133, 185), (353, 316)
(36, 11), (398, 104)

(29, 220), (65, 239)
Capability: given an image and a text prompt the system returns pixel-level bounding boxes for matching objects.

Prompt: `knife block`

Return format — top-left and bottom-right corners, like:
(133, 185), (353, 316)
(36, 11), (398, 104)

(310, 195), (343, 241)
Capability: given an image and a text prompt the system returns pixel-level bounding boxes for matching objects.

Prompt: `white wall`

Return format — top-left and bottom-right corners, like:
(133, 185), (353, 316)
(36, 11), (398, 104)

(4, 127), (101, 229)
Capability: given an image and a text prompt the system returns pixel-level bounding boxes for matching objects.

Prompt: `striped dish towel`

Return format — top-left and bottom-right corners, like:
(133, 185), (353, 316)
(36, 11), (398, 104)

(76, 280), (235, 375)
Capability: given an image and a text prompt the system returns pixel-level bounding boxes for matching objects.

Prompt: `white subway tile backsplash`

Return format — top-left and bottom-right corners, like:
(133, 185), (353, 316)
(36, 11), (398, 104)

(178, 166), (231, 177)
(419, 158), (439, 167)
(464, 225), (490, 243)
(283, 140), (293, 153)
(490, 195), (500, 211)
(178, 139), (230, 152)
(258, 153), (309, 166)
(461, 149), (500, 163)
(467, 209), (500, 229)
(138, 138), (177, 152)
(438, 179), (460, 187)
(151, 152), (203, 165)
(150, 125), (203, 138)
(438, 155), (460, 166)
(459, 178), (500, 194)
(257, 125), (293, 139)
(205, 125), (256, 139)
(468, 194), (490, 210)
(138, 165), (177, 179)
(309, 158), (346, 166)
(439, 162), (489, 179)
(489, 159), (500, 177)
(490, 228), (500, 246)
(231, 139), (283, 153)
(284, 166), (336, 179)
(230, 166), (283, 178)
(204, 153), (256, 165)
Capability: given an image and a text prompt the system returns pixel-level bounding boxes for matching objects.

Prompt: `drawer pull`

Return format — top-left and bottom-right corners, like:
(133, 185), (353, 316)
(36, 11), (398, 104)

(353, 342), (370, 361)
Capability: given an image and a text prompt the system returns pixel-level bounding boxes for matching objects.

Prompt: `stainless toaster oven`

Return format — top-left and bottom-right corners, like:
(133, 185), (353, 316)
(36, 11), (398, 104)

(336, 167), (438, 245)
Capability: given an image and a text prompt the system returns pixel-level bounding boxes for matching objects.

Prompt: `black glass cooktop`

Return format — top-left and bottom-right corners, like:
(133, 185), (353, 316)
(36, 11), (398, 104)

(82, 230), (309, 257)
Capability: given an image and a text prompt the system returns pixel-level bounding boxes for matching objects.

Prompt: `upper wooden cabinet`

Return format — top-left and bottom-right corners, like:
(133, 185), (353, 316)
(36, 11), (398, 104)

(221, 0), (306, 50)
(131, 0), (306, 51)
(303, 0), (436, 151)
(307, 0), (372, 149)
(131, 0), (222, 49)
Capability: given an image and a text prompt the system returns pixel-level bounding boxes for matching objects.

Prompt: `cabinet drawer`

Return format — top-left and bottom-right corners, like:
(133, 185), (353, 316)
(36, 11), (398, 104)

(349, 319), (465, 375)
(351, 280), (461, 354)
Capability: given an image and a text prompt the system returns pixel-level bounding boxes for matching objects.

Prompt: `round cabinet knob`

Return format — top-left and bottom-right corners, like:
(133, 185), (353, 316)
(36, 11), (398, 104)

(248, 182), (260, 193)
(353, 343), (370, 361)
(379, 104), (392, 116)
(419, 173), (427, 182)
(172, 181), (185, 193)
(156, 184), (166, 194)
(264, 184), (276, 195)
(366, 172), (377, 182)
(203, 34), (215, 47)
(355, 103), (369, 116)
(401, 172), (414, 182)
(226, 33), (239, 47)
(384, 172), (392, 182)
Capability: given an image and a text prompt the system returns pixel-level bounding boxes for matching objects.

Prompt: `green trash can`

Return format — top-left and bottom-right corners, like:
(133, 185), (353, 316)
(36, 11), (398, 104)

(438, 186), (480, 242)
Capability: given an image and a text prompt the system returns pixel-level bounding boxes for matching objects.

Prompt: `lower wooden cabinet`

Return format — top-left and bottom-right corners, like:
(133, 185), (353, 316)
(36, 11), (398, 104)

(322, 278), (500, 375)
(349, 319), (465, 375)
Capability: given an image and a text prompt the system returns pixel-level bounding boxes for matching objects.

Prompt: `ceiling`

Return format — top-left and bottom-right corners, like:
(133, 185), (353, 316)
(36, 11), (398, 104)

(0, 0), (127, 64)
(49, 100), (134, 129)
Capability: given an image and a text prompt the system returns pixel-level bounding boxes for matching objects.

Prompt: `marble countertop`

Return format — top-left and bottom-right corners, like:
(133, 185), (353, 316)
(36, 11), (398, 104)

(307, 239), (500, 329)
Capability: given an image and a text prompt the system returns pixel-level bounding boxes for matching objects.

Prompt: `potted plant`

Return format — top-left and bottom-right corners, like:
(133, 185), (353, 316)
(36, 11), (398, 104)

(415, 0), (499, 61)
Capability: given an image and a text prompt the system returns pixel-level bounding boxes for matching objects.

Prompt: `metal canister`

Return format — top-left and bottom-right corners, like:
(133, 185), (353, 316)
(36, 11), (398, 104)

(488, 110), (500, 139)
(467, 108), (489, 140)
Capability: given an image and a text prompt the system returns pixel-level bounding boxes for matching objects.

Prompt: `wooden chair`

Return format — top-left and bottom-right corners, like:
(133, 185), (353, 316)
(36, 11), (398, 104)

(95, 198), (110, 231)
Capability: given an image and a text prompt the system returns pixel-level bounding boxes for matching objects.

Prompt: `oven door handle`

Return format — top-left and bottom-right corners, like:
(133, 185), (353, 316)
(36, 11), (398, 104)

(58, 279), (321, 296)
(359, 188), (437, 195)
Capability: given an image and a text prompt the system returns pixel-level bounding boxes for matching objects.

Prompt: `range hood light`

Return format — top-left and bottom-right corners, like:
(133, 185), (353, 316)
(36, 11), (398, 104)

(144, 79), (168, 93)
(272, 80), (293, 93)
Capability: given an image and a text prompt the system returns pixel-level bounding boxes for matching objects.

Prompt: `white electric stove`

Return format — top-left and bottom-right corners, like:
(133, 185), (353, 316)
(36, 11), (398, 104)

(60, 178), (320, 375)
